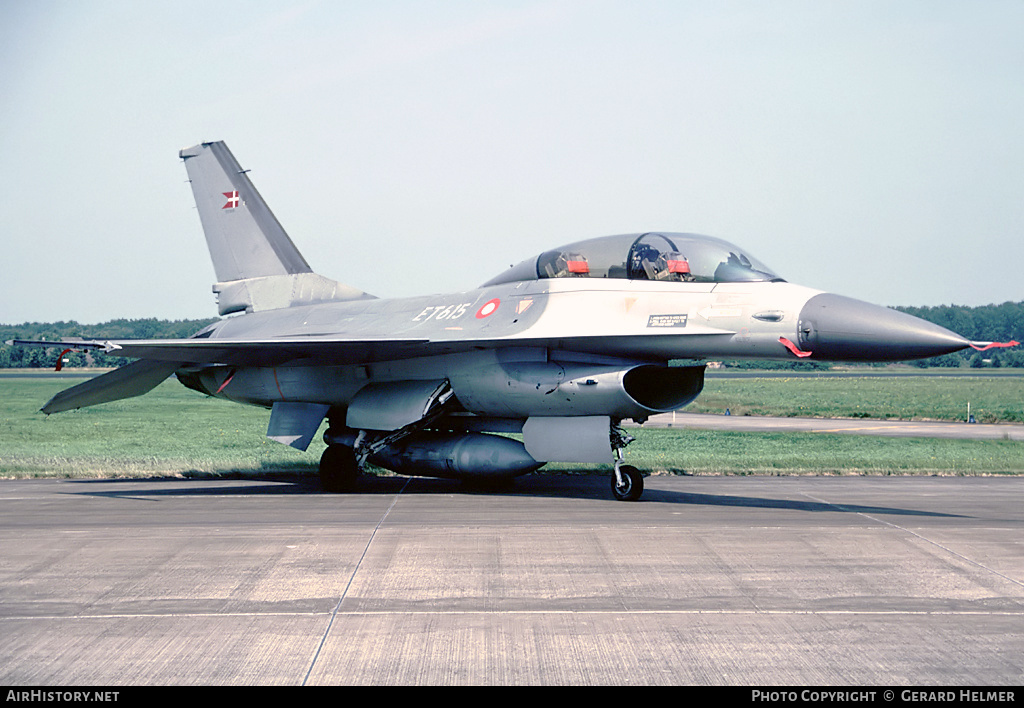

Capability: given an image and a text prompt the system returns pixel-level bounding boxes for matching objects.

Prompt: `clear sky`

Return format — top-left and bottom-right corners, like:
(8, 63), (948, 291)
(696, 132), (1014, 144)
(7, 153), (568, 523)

(2, 0), (1022, 324)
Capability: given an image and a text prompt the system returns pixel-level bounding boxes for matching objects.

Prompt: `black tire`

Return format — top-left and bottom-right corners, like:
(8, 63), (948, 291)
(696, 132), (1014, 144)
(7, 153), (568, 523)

(320, 445), (359, 493)
(611, 465), (644, 501)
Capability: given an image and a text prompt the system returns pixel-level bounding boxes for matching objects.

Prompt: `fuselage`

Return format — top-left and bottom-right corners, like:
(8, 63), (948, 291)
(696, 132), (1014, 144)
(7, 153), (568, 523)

(177, 271), (967, 425)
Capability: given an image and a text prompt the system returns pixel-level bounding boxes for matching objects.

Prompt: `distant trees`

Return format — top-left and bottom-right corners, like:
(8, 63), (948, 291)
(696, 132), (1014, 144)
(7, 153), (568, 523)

(715, 301), (1024, 370)
(0, 318), (218, 368)
(896, 302), (1024, 368)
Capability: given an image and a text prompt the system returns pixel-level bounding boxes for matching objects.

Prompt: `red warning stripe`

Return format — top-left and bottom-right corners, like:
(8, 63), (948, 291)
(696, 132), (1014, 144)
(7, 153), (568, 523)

(215, 369), (236, 394)
(779, 337), (813, 358)
(55, 348), (78, 372)
(969, 340), (1019, 351)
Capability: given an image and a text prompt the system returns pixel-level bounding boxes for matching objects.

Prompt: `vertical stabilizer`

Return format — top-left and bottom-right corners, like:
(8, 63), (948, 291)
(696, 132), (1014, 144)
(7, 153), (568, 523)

(179, 141), (312, 282)
(179, 141), (373, 314)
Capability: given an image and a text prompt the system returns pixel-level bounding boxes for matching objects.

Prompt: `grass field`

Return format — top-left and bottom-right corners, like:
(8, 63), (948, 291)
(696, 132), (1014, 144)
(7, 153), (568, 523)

(1, 373), (1022, 479)
(1, 377), (309, 477)
(692, 371), (1024, 423)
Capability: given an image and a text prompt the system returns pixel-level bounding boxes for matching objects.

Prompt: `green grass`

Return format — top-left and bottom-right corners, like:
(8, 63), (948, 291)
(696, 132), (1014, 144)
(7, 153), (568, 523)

(606, 427), (1024, 476)
(1, 374), (1022, 479)
(692, 373), (1024, 423)
(0, 377), (319, 477)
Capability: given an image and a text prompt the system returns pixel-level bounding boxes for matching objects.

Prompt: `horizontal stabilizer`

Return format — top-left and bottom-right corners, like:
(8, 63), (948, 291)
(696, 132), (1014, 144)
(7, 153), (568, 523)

(41, 359), (183, 414)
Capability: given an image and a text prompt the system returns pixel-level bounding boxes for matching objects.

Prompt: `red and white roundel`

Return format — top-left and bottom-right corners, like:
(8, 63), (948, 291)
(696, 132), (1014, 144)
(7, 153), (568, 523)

(476, 298), (500, 319)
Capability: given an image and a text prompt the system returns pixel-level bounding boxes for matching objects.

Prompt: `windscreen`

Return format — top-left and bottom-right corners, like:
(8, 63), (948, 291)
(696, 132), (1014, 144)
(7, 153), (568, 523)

(483, 232), (782, 286)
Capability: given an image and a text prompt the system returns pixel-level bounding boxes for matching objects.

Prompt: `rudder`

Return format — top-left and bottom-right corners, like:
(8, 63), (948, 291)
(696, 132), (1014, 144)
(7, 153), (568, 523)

(179, 141), (373, 315)
(179, 141), (312, 282)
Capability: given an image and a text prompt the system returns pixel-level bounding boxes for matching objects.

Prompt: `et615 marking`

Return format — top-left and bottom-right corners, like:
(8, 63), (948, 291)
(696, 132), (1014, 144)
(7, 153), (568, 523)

(412, 302), (471, 322)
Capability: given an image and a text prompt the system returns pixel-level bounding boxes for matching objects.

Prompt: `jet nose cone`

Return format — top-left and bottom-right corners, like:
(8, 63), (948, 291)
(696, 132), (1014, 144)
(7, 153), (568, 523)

(798, 294), (970, 361)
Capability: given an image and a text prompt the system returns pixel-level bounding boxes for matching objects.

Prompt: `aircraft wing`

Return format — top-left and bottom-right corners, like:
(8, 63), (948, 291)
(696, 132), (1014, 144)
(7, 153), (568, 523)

(9, 326), (735, 368)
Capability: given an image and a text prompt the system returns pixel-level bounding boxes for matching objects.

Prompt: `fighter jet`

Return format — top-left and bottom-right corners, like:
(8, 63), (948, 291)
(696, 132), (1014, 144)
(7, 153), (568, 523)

(10, 141), (987, 500)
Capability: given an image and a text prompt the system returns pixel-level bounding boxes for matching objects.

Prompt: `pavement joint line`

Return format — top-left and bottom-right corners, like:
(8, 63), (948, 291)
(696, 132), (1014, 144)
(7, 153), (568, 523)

(801, 491), (1024, 591)
(301, 477), (412, 685)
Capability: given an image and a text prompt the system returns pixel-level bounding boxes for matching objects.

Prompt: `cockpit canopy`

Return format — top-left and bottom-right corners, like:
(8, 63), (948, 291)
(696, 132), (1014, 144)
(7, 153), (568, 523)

(482, 232), (783, 287)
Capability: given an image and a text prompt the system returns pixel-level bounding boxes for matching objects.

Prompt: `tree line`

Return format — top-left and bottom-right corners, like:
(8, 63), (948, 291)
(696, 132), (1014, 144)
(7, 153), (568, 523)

(894, 302), (1024, 368)
(0, 318), (218, 368)
(723, 301), (1024, 369)
(2, 301), (1022, 369)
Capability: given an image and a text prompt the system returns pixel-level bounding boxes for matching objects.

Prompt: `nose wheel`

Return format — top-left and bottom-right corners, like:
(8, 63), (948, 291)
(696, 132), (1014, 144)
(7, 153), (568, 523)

(609, 424), (643, 501)
(611, 461), (644, 501)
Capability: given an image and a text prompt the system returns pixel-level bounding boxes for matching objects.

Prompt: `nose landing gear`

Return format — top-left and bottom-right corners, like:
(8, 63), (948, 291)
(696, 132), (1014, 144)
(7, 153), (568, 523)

(611, 461), (644, 501)
(610, 425), (643, 501)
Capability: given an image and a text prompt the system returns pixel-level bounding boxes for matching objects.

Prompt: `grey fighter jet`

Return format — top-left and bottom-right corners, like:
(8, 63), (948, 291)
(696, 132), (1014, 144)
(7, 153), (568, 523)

(11, 141), (982, 500)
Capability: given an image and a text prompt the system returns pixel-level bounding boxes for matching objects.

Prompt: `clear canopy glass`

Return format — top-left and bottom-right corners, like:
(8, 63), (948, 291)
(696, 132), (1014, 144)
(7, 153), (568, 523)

(483, 233), (783, 286)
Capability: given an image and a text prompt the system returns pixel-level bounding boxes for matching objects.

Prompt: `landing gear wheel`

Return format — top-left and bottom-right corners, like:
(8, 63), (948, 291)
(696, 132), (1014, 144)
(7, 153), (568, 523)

(320, 445), (359, 493)
(611, 464), (643, 502)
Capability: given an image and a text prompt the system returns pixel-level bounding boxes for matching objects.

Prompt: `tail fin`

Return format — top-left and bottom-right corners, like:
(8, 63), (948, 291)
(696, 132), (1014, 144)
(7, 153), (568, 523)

(179, 141), (372, 314)
(179, 141), (311, 281)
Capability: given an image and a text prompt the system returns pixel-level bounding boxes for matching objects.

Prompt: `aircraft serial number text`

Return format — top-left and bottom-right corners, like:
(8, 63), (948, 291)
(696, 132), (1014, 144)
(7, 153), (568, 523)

(412, 303), (473, 322)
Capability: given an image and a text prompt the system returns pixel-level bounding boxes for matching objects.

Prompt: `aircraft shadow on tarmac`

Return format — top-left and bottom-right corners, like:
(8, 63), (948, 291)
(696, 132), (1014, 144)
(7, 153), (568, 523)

(64, 471), (966, 518)
(639, 488), (965, 517)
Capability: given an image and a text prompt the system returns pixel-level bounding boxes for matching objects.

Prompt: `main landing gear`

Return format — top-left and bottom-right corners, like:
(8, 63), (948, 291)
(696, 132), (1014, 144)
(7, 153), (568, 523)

(319, 444), (359, 493)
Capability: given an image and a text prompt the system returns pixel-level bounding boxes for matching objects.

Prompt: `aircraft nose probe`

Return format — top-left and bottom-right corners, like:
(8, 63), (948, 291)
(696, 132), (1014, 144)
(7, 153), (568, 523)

(794, 293), (971, 361)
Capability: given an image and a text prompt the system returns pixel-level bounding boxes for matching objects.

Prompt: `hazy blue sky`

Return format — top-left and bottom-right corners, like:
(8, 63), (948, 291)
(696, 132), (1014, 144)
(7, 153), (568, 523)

(2, 0), (1022, 324)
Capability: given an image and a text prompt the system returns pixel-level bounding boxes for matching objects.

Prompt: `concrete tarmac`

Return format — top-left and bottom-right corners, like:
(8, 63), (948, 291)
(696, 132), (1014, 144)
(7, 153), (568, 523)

(643, 412), (1024, 440)
(1, 474), (1022, 686)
